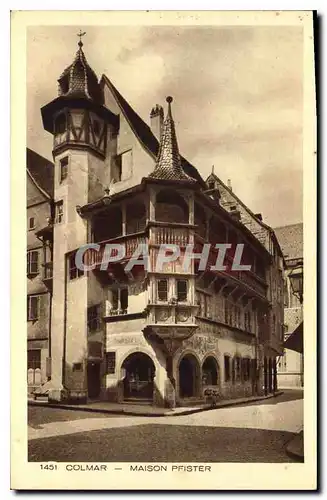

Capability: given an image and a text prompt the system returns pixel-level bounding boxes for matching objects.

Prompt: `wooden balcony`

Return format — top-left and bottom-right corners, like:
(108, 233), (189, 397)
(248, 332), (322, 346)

(194, 236), (267, 299)
(150, 222), (191, 247)
(84, 232), (147, 269)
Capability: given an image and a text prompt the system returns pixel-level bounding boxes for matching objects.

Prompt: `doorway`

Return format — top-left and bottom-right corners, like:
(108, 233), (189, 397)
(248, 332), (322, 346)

(122, 352), (155, 401)
(87, 361), (101, 399)
(179, 354), (199, 398)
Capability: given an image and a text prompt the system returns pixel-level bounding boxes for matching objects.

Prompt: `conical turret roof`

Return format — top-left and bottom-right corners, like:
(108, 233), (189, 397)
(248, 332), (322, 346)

(149, 97), (195, 182)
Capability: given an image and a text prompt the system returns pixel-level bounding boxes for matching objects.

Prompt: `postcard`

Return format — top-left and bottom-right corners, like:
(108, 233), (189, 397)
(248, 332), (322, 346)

(11, 10), (316, 490)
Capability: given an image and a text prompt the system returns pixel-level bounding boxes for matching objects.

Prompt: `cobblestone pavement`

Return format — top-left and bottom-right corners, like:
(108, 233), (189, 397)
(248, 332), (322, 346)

(28, 390), (303, 462)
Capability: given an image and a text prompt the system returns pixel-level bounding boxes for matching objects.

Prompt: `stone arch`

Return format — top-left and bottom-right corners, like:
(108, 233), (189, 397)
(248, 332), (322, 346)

(155, 189), (189, 224)
(120, 350), (156, 401)
(177, 351), (201, 398)
(202, 354), (220, 386)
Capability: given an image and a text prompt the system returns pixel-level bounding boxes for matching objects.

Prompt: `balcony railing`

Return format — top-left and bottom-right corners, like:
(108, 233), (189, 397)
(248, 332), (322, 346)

(151, 223), (191, 247)
(84, 232), (147, 269)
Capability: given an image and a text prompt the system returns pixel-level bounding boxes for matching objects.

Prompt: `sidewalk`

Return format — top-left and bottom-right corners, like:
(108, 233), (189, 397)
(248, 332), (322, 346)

(286, 430), (304, 461)
(28, 391), (284, 417)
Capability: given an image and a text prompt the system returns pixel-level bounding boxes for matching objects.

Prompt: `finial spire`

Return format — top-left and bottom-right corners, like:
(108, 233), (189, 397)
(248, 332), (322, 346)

(77, 30), (86, 48)
(212, 165), (215, 174)
(148, 96), (195, 182)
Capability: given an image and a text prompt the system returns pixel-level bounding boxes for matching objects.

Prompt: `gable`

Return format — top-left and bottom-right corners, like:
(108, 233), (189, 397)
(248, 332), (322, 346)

(27, 171), (49, 206)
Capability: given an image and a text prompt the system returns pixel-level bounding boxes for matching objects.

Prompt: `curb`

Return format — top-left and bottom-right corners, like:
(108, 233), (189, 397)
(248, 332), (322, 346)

(28, 391), (284, 418)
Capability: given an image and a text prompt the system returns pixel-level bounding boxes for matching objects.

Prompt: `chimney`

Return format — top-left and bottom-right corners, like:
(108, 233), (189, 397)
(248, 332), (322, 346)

(255, 213), (263, 221)
(150, 104), (164, 140)
(227, 179), (232, 191)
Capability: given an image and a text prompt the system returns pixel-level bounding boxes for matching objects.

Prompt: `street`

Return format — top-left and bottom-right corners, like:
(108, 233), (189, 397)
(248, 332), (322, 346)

(28, 390), (303, 463)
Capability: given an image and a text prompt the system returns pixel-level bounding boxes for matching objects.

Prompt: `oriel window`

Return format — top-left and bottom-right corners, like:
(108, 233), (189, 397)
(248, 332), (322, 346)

(157, 279), (168, 302)
(60, 157), (68, 182)
(176, 279), (188, 302)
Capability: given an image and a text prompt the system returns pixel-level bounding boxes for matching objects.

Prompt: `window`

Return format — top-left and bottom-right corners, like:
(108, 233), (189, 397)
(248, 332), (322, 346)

(224, 300), (233, 326)
(106, 352), (116, 374)
(242, 358), (251, 381)
(177, 280), (188, 302)
(230, 205), (237, 211)
(28, 217), (35, 230)
(224, 355), (231, 382)
(284, 280), (289, 307)
(244, 310), (252, 332)
(235, 357), (241, 381)
(27, 350), (41, 370)
(60, 157), (68, 182)
(27, 296), (39, 321)
(68, 252), (84, 280)
(110, 288), (128, 314)
(55, 113), (66, 134)
(27, 250), (39, 276)
(116, 155), (122, 181)
(157, 279), (168, 302)
(208, 181), (215, 190)
(93, 120), (101, 137)
(87, 304), (102, 333)
(72, 363), (83, 372)
(55, 200), (64, 224)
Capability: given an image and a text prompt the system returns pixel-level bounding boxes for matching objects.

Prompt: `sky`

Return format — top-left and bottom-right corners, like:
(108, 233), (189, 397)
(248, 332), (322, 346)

(27, 25), (303, 228)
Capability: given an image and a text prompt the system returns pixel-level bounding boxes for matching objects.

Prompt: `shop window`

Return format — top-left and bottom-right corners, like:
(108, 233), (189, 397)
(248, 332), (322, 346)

(224, 355), (231, 382)
(242, 358), (251, 381)
(235, 357), (241, 381)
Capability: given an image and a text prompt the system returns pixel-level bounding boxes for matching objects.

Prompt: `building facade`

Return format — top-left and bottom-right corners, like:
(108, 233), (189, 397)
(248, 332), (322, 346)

(275, 223), (303, 388)
(27, 148), (54, 394)
(27, 39), (284, 406)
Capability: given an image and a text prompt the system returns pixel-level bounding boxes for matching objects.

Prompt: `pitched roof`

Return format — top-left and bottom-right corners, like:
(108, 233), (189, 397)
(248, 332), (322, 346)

(274, 223), (303, 260)
(26, 148), (54, 198)
(101, 75), (206, 188)
(149, 97), (195, 182)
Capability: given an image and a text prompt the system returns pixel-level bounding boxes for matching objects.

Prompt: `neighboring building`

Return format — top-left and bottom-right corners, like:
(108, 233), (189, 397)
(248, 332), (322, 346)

(27, 148), (54, 394)
(275, 223), (303, 388)
(27, 38), (284, 406)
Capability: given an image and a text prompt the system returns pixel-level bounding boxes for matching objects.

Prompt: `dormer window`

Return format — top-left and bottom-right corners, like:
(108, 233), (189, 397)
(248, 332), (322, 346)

(208, 181), (215, 190)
